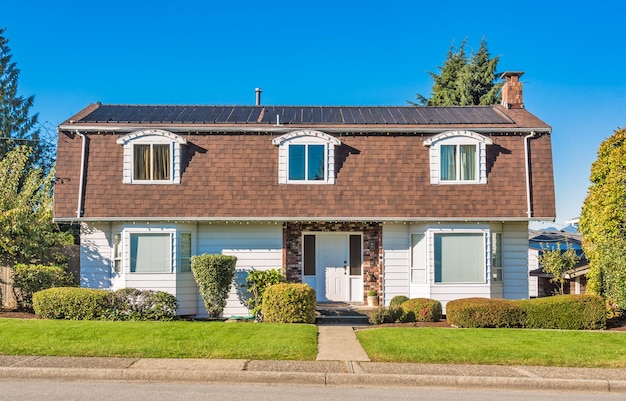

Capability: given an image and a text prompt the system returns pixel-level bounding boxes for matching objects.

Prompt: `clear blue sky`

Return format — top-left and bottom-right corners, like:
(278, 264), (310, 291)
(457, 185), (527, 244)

(4, 0), (626, 228)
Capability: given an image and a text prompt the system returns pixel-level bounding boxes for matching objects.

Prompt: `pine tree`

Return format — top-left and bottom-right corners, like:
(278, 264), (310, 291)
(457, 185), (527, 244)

(0, 28), (48, 170)
(411, 38), (503, 106)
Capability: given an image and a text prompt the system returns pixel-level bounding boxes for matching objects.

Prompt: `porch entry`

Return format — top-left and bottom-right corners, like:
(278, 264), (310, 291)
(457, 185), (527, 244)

(302, 233), (363, 302)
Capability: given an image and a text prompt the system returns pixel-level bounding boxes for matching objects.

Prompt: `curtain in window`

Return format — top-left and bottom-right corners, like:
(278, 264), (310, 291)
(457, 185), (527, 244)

(308, 145), (325, 180)
(440, 145), (456, 180)
(434, 233), (484, 283)
(130, 233), (171, 273)
(153, 144), (171, 180)
(460, 145), (476, 180)
(133, 145), (150, 180)
(289, 145), (306, 180)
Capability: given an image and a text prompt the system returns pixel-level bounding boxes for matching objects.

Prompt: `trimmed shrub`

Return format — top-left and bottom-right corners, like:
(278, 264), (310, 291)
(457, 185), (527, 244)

(244, 268), (285, 318)
(33, 287), (111, 320)
(261, 283), (316, 323)
(368, 306), (404, 325)
(446, 298), (524, 328)
(110, 288), (178, 321)
(518, 294), (606, 330)
(401, 298), (442, 322)
(12, 263), (76, 310)
(191, 254), (237, 317)
(390, 295), (410, 307)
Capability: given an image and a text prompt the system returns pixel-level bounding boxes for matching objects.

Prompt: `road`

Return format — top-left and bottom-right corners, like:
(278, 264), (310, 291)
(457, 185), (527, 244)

(1, 380), (624, 401)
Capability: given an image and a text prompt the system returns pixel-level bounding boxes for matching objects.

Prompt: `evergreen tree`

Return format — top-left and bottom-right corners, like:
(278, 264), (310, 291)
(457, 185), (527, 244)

(411, 38), (503, 106)
(0, 28), (49, 170)
(579, 127), (626, 309)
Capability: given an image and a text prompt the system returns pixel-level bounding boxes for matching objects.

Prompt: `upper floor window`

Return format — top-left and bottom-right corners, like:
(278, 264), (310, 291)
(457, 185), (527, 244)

(272, 130), (340, 184)
(423, 130), (493, 184)
(116, 129), (187, 184)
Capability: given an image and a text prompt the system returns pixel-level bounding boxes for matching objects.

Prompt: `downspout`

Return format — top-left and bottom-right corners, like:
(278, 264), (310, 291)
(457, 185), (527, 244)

(524, 131), (536, 219)
(75, 130), (86, 219)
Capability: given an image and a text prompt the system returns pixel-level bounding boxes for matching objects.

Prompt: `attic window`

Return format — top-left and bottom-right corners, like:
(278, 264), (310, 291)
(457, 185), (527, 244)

(423, 130), (493, 185)
(272, 130), (340, 184)
(116, 129), (186, 184)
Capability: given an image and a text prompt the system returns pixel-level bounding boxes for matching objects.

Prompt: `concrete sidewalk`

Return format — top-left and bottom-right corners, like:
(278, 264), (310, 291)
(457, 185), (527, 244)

(2, 354), (626, 393)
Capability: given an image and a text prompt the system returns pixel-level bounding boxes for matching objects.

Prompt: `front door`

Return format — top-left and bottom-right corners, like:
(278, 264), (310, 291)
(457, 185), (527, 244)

(317, 234), (348, 302)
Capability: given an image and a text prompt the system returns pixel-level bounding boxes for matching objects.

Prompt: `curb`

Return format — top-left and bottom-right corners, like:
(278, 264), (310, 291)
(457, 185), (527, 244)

(2, 367), (626, 393)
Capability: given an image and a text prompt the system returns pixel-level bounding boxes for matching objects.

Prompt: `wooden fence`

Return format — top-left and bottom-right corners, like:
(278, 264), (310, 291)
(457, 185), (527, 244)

(0, 265), (17, 309)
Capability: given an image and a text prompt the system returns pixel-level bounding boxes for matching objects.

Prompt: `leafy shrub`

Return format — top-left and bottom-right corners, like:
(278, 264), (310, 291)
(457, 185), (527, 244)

(261, 283), (316, 323)
(110, 288), (177, 321)
(446, 298), (524, 328)
(12, 263), (76, 310)
(401, 298), (442, 322)
(191, 254), (237, 317)
(390, 295), (409, 307)
(368, 306), (404, 325)
(33, 287), (111, 320)
(244, 268), (285, 318)
(518, 294), (606, 330)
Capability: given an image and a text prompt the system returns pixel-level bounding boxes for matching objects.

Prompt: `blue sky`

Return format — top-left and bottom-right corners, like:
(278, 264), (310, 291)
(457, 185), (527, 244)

(4, 0), (626, 227)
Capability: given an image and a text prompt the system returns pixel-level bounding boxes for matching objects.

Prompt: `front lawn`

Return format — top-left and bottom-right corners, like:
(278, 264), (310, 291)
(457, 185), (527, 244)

(0, 318), (317, 360)
(357, 327), (626, 368)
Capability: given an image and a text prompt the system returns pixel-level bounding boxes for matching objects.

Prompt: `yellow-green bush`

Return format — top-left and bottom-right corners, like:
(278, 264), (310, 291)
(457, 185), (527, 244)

(33, 287), (111, 320)
(261, 283), (316, 323)
(446, 298), (524, 328)
(12, 263), (75, 310)
(389, 295), (410, 307)
(401, 298), (442, 322)
(517, 294), (606, 330)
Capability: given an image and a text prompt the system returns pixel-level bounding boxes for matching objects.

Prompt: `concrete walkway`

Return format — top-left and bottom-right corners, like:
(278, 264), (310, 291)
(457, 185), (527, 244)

(316, 325), (370, 361)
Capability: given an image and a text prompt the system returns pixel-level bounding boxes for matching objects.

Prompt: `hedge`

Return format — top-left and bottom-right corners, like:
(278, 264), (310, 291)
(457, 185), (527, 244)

(517, 294), (606, 330)
(12, 263), (75, 310)
(261, 283), (316, 323)
(33, 287), (111, 320)
(446, 298), (524, 328)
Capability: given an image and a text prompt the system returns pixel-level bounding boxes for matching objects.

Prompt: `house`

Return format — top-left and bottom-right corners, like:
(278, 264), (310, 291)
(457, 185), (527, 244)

(53, 72), (556, 317)
(528, 230), (588, 297)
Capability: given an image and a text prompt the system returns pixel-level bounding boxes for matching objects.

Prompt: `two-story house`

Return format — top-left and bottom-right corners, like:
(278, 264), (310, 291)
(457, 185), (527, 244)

(53, 72), (555, 317)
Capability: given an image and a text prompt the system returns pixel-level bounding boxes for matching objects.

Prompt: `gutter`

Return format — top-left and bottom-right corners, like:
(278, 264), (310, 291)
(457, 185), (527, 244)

(524, 131), (536, 219)
(53, 216), (547, 223)
(76, 130), (87, 218)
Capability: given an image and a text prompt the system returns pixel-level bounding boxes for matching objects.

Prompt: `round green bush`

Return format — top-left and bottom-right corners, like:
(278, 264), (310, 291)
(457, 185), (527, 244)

(33, 287), (111, 320)
(368, 306), (404, 325)
(110, 288), (178, 321)
(261, 283), (316, 323)
(446, 298), (524, 328)
(12, 263), (76, 310)
(389, 295), (410, 307)
(401, 298), (442, 322)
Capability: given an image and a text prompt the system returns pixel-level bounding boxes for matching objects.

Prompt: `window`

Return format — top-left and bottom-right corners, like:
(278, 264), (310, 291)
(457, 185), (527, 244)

(440, 144), (477, 181)
(410, 234), (426, 283)
(133, 143), (171, 181)
(116, 129), (186, 184)
(272, 130), (340, 184)
(288, 144), (326, 181)
(349, 235), (362, 276)
(113, 233), (122, 273)
(303, 235), (316, 276)
(423, 130), (492, 184)
(130, 233), (172, 273)
(180, 233), (192, 273)
(434, 233), (485, 283)
(492, 232), (503, 282)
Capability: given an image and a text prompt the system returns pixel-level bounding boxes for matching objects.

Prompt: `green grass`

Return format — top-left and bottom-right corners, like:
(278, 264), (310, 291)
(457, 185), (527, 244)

(356, 327), (626, 368)
(0, 318), (317, 360)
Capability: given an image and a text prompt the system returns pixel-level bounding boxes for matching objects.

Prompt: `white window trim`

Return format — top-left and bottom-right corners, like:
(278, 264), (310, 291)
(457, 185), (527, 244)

(423, 130), (492, 185)
(427, 228), (489, 285)
(115, 228), (177, 274)
(116, 129), (187, 184)
(272, 130), (340, 184)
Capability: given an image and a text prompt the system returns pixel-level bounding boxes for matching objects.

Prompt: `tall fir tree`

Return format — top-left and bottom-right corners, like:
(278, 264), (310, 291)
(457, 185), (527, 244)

(0, 27), (49, 170)
(411, 38), (503, 106)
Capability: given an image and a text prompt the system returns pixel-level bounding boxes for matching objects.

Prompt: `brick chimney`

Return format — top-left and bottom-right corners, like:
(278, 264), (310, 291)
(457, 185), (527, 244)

(500, 71), (524, 109)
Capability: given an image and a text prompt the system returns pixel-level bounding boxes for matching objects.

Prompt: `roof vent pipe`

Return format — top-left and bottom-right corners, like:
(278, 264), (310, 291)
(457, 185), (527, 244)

(255, 88), (262, 106)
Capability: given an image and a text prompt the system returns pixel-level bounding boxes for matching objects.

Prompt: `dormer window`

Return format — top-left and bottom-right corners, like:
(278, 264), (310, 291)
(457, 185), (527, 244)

(423, 130), (493, 184)
(272, 130), (340, 184)
(116, 129), (186, 184)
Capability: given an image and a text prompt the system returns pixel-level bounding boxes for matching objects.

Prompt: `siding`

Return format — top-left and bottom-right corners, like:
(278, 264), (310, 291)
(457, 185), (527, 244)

(502, 221), (529, 300)
(382, 223), (410, 305)
(80, 222), (112, 289)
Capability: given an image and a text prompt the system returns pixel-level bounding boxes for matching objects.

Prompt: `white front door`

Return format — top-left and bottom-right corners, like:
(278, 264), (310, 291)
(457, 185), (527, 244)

(317, 234), (349, 302)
